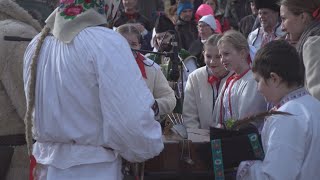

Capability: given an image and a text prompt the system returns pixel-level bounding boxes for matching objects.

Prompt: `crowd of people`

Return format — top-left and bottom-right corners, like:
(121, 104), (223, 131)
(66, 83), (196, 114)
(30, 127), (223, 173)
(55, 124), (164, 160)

(1, 0), (320, 179)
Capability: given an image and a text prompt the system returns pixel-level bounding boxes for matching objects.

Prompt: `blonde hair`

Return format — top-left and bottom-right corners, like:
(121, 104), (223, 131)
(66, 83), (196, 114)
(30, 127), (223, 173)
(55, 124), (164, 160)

(24, 26), (50, 155)
(204, 34), (223, 48)
(217, 30), (249, 53)
(116, 24), (141, 43)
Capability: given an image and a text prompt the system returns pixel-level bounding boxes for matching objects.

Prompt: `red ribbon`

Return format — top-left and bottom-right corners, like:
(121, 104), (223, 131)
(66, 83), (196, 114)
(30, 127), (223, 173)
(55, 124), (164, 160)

(313, 7), (320, 20)
(247, 54), (252, 65)
(218, 68), (251, 125)
(29, 155), (37, 180)
(136, 53), (147, 79)
(208, 75), (219, 85)
(219, 73), (235, 125)
(227, 68), (250, 116)
(208, 75), (221, 95)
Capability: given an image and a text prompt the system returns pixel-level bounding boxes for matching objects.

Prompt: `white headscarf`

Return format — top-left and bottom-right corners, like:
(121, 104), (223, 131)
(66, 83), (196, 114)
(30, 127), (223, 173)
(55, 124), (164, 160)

(45, 0), (121, 43)
(199, 15), (217, 31)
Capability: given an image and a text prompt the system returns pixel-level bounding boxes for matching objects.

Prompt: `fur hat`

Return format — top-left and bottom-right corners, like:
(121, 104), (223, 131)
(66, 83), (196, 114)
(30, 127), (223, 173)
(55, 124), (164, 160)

(155, 15), (175, 33)
(254, 0), (280, 12)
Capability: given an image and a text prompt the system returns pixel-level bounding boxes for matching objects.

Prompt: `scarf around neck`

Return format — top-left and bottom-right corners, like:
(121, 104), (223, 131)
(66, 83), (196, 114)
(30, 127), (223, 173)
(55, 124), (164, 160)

(135, 52), (147, 79)
(296, 20), (320, 81)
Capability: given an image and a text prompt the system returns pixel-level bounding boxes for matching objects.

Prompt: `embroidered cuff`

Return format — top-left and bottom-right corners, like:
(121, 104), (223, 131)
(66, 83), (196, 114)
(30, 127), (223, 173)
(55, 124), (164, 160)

(236, 160), (257, 179)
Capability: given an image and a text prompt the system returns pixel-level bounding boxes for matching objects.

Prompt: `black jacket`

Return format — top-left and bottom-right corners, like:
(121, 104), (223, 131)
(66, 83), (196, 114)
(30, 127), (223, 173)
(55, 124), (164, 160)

(175, 18), (198, 50)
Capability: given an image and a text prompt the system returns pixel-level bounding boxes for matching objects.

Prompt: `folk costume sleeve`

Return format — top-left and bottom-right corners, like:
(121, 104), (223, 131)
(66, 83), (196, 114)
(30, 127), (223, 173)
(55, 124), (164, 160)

(303, 36), (320, 101)
(183, 71), (201, 129)
(152, 63), (176, 116)
(183, 56), (198, 87)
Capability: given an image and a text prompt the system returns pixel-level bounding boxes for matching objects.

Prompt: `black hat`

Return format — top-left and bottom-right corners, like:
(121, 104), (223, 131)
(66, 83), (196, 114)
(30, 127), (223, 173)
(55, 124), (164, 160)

(155, 15), (175, 33)
(254, 0), (280, 12)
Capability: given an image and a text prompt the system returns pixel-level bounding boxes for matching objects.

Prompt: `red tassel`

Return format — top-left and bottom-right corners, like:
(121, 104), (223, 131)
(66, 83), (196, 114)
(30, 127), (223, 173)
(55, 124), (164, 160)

(29, 155), (37, 180)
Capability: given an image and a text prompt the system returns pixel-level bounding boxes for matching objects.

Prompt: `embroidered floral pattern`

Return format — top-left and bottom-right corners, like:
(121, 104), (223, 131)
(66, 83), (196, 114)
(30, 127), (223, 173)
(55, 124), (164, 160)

(59, 0), (107, 20)
(273, 87), (309, 110)
(63, 5), (83, 17)
(211, 139), (225, 180)
(248, 133), (264, 160)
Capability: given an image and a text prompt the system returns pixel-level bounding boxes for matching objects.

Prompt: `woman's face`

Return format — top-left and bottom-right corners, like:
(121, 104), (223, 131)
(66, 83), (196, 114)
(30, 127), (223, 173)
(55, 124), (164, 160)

(218, 42), (244, 73)
(204, 44), (228, 77)
(198, 21), (214, 40)
(280, 5), (306, 41)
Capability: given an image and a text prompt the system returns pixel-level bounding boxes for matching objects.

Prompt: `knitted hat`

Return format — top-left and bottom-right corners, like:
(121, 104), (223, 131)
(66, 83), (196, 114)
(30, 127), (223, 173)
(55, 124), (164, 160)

(195, 4), (213, 22)
(254, 0), (280, 12)
(177, 1), (193, 16)
(199, 15), (217, 31)
(155, 15), (175, 33)
(45, 0), (121, 43)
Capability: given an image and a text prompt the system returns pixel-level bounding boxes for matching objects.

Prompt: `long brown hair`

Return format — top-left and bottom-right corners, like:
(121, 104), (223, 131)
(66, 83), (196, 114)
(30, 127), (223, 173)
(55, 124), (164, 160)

(280, 0), (320, 17)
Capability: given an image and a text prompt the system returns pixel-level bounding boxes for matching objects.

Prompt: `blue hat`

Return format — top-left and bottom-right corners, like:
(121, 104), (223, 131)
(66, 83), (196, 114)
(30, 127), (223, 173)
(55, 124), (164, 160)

(177, 1), (194, 16)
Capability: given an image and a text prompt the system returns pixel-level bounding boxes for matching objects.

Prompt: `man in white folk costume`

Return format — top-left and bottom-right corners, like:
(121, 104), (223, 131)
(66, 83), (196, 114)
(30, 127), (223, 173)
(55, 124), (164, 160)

(23, 0), (164, 179)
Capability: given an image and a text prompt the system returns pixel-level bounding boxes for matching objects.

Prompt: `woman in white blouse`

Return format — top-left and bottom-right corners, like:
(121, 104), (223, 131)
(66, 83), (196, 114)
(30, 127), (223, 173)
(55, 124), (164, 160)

(213, 30), (267, 128)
